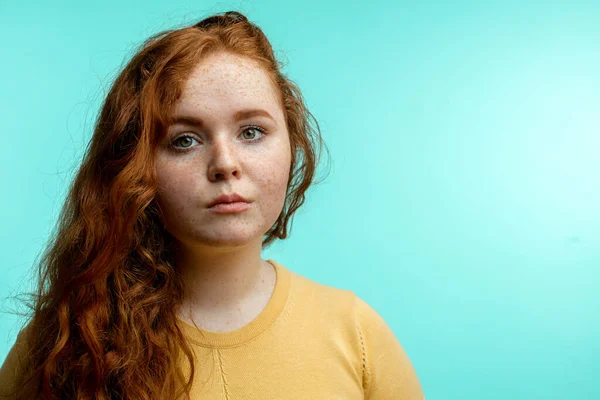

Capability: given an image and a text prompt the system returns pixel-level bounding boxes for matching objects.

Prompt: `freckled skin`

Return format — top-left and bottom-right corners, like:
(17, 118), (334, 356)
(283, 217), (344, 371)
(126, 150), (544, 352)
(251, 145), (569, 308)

(155, 52), (291, 249)
(153, 52), (292, 330)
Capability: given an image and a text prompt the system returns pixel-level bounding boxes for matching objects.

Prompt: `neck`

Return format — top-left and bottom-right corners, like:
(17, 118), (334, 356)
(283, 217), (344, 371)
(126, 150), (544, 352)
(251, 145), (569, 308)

(173, 238), (275, 318)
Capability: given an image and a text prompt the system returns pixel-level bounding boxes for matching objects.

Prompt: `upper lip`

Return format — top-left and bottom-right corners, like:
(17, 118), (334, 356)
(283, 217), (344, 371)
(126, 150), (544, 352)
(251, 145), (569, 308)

(208, 193), (250, 207)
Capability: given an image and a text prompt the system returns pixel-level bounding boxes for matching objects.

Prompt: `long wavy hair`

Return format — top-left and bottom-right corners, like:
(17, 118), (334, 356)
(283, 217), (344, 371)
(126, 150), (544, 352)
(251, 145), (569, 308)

(4, 10), (330, 400)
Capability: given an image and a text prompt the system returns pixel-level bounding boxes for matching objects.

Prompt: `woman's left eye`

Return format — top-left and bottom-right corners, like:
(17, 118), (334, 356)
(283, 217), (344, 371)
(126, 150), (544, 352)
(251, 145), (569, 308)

(240, 126), (266, 141)
(170, 126), (266, 151)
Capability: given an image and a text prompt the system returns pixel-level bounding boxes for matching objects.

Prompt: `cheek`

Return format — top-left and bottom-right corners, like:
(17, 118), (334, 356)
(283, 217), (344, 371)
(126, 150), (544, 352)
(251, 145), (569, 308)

(156, 156), (200, 197)
(257, 157), (291, 215)
(154, 162), (199, 223)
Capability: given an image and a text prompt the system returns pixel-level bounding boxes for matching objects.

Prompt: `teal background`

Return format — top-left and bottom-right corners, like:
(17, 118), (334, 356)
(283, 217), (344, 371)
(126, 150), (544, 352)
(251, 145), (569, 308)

(1, 1), (599, 398)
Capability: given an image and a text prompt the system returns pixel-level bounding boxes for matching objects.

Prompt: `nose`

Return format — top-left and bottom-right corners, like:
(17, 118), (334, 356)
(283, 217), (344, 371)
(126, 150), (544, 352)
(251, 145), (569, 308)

(207, 135), (241, 181)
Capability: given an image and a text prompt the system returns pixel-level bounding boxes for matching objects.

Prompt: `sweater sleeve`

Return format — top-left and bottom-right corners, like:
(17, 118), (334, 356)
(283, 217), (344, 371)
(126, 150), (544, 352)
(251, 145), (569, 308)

(354, 295), (426, 400)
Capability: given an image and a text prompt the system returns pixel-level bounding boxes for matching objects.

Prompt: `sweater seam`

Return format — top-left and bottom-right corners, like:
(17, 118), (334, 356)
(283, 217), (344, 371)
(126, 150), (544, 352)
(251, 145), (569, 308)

(353, 293), (369, 395)
(216, 348), (231, 399)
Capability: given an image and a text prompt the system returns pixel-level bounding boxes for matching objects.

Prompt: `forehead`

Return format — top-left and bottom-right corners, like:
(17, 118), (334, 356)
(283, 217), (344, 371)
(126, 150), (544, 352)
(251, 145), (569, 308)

(175, 52), (280, 112)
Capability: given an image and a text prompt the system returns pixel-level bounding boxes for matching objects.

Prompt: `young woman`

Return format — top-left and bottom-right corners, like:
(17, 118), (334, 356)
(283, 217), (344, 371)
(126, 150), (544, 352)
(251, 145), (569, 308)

(0, 11), (425, 399)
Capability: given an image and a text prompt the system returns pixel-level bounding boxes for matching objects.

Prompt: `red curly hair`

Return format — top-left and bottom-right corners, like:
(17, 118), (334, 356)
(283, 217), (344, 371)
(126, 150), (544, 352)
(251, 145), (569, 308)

(4, 10), (330, 399)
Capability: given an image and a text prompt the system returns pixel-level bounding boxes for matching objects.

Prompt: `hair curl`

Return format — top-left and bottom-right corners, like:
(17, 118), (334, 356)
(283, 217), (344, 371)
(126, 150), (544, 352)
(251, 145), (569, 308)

(3, 10), (330, 400)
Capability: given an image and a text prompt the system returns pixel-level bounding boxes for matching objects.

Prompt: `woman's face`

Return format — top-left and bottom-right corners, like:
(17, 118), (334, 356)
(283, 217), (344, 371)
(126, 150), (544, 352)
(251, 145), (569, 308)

(155, 51), (292, 248)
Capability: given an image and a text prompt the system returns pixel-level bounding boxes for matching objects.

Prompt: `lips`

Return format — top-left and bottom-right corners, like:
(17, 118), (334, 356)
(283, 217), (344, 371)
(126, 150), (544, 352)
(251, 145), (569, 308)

(208, 193), (250, 207)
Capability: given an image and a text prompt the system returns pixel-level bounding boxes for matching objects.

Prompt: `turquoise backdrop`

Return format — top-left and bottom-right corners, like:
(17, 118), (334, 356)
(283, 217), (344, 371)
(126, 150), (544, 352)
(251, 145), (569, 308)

(1, 1), (599, 398)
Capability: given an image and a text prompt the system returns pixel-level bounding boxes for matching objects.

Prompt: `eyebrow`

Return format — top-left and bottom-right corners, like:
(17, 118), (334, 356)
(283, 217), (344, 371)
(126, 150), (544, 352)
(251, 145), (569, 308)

(168, 108), (275, 127)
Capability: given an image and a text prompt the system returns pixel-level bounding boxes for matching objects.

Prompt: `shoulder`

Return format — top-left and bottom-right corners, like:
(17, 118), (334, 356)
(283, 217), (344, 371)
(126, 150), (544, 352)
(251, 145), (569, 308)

(289, 270), (425, 398)
(287, 267), (385, 319)
(351, 295), (426, 399)
(0, 321), (36, 398)
(285, 266), (398, 333)
(288, 268), (357, 316)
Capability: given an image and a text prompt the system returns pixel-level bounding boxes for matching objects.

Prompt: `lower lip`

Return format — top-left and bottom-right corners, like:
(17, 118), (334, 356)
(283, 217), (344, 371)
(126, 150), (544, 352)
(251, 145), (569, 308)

(208, 202), (251, 213)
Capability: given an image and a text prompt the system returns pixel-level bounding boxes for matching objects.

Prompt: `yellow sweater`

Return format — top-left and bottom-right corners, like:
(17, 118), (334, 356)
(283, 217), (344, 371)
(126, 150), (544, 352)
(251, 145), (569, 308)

(0, 259), (425, 399)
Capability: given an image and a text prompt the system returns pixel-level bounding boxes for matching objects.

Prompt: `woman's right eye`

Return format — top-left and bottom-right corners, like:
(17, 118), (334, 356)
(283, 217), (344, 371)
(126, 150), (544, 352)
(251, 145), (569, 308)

(170, 135), (198, 151)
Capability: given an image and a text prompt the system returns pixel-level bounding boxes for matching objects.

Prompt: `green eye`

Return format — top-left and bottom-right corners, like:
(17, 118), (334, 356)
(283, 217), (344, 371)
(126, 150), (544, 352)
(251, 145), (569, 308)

(170, 126), (267, 152)
(172, 135), (197, 149)
(241, 126), (266, 140)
